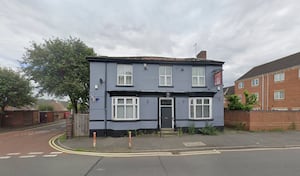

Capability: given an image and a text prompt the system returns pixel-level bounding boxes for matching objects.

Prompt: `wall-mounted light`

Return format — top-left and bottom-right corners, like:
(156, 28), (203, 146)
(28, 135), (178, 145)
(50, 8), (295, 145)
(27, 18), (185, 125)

(95, 84), (98, 90)
(144, 63), (147, 70)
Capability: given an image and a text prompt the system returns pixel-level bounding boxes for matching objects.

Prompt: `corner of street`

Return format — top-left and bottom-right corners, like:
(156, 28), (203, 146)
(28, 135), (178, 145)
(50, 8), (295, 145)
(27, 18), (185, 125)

(52, 129), (300, 157)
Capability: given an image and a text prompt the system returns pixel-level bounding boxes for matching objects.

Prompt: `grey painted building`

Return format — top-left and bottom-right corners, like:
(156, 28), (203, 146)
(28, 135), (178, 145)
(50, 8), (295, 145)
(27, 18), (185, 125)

(87, 51), (224, 136)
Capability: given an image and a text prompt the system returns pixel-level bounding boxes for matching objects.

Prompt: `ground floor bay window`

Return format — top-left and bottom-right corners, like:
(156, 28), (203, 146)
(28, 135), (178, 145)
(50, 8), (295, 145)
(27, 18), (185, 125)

(189, 97), (212, 120)
(112, 97), (139, 120)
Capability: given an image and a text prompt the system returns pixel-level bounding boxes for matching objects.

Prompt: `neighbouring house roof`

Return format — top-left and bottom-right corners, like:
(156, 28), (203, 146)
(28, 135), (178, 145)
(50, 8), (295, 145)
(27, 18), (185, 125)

(5, 106), (37, 111)
(36, 99), (68, 111)
(237, 52), (300, 81)
(223, 86), (235, 96)
(86, 56), (224, 66)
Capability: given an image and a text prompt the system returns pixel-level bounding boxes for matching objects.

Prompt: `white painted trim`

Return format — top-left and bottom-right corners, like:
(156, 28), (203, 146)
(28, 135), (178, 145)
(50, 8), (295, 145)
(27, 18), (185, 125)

(159, 66), (172, 86)
(188, 97), (213, 120)
(159, 97), (174, 129)
(117, 64), (133, 86)
(111, 96), (139, 121)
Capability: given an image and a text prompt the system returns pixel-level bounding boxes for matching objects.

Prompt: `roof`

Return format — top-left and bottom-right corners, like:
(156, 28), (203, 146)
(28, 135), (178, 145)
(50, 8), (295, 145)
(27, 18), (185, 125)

(223, 86), (235, 96)
(86, 56), (224, 66)
(237, 52), (300, 80)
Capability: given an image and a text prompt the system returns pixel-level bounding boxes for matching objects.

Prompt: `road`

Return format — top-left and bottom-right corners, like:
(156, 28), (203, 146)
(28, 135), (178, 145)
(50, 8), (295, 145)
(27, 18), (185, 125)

(1, 122), (300, 176)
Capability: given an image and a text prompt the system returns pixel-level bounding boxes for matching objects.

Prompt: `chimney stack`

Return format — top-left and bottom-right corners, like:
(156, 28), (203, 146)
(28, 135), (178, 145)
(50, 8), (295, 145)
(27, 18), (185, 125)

(196, 50), (207, 59)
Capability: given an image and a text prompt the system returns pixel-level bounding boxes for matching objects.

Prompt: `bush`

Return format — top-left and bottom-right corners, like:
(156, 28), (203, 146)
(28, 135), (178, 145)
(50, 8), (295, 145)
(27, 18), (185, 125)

(199, 123), (218, 135)
(188, 123), (196, 135)
(227, 90), (257, 111)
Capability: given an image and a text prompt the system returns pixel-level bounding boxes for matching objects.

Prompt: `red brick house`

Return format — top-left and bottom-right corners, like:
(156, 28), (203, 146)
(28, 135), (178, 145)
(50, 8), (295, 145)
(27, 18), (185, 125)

(235, 52), (300, 111)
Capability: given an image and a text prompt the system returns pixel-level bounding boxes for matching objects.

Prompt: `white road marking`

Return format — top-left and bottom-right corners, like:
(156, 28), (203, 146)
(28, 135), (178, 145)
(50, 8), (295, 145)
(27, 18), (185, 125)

(178, 150), (221, 156)
(7, 153), (20, 156)
(183, 141), (206, 147)
(19, 155), (36, 158)
(28, 152), (44, 155)
(43, 154), (57, 158)
(0, 156), (11, 159)
(50, 151), (63, 154)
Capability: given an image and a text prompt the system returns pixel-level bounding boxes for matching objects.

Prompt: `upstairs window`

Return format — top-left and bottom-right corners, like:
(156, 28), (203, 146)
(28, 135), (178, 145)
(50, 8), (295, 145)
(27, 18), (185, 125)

(117, 64), (133, 86)
(238, 82), (244, 89)
(251, 78), (259, 87)
(274, 72), (285, 82)
(192, 67), (205, 87)
(159, 66), (172, 86)
(274, 90), (285, 100)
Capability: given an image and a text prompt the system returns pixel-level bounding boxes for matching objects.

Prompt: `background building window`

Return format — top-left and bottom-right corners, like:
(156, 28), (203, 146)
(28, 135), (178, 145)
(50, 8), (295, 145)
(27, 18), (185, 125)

(192, 67), (205, 87)
(238, 82), (244, 89)
(159, 66), (172, 86)
(251, 78), (259, 87)
(274, 72), (285, 82)
(117, 64), (133, 86)
(274, 90), (285, 100)
(189, 97), (212, 119)
(112, 97), (139, 120)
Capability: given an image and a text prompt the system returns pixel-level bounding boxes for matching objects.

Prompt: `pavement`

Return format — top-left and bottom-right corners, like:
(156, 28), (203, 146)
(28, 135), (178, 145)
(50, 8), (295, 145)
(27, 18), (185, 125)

(52, 129), (300, 157)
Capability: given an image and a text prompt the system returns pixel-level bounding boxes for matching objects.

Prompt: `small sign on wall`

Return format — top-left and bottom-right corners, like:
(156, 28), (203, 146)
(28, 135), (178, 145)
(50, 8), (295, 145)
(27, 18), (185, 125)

(214, 71), (222, 86)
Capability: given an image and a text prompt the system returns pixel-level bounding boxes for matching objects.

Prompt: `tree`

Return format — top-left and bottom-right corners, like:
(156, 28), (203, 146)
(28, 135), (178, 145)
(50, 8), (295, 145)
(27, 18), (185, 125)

(227, 90), (257, 111)
(227, 94), (244, 110)
(0, 67), (36, 125)
(21, 37), (96, 113)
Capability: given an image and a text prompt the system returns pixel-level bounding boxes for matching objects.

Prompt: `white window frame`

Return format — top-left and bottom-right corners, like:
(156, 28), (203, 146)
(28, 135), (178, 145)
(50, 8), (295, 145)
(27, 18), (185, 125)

(192, 67), (206, 87)
(274, 90), (285, 100)
(159, 66), (172, 86)
(112, 97), (139, 120)
(189, 97), (212, 120)
(238, 82), (244, 89)
(251, 78), (259, 87)
(274, 72), (285, 82)
(117, 64), (133, 86)
(298, 68), (300, 78)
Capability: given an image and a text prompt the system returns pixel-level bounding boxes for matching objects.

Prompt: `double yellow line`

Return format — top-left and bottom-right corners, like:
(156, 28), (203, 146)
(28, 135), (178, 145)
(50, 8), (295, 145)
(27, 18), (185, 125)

(48, 133), (221, 158)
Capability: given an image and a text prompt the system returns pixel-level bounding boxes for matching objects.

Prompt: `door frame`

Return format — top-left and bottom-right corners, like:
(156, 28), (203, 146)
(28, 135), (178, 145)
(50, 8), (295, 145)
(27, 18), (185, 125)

(159, 97), (174, 129)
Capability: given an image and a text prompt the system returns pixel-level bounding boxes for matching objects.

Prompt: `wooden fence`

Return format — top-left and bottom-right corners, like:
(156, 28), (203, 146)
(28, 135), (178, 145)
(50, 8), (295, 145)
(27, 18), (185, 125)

(73, 114), (89, 136)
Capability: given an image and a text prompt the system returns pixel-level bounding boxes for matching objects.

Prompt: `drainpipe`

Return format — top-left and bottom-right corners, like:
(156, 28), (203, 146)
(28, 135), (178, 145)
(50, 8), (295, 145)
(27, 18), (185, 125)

(104, 62), (108, 136)
(262, 74), (264, 110)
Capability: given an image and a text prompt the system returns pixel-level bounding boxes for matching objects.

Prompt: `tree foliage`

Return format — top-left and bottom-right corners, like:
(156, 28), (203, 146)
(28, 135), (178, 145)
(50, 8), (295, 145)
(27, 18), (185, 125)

(227, 90), (257, 111)
(21, 37), (96, 113)
(0, 67), (36, 113)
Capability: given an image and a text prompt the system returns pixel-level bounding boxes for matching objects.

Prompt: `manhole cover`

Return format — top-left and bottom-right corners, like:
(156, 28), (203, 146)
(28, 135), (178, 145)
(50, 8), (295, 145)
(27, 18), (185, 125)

(183, 141), (206, 147)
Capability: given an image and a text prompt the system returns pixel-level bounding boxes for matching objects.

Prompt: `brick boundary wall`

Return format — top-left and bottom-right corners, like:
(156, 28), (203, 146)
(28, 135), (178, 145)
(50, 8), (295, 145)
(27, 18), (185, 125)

(224, 110), (300, 131)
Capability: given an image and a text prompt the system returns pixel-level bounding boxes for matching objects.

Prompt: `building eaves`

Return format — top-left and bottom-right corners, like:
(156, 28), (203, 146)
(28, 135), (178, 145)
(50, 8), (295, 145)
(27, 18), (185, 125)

(86, 56), (224, 66)
(237, 52), (300, 81)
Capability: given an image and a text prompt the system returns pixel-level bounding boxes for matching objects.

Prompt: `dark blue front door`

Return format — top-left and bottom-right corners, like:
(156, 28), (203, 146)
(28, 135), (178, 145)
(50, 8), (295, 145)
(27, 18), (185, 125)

(160, 98), (173, 128)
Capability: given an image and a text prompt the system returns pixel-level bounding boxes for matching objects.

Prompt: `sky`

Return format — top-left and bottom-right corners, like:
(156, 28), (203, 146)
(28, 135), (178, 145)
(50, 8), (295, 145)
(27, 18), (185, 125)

(1, 0), (300, 89)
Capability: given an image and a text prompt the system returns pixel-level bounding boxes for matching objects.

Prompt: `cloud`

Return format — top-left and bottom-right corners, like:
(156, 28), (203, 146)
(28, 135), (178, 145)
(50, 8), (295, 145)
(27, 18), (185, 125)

(1, 0), (300, 88)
